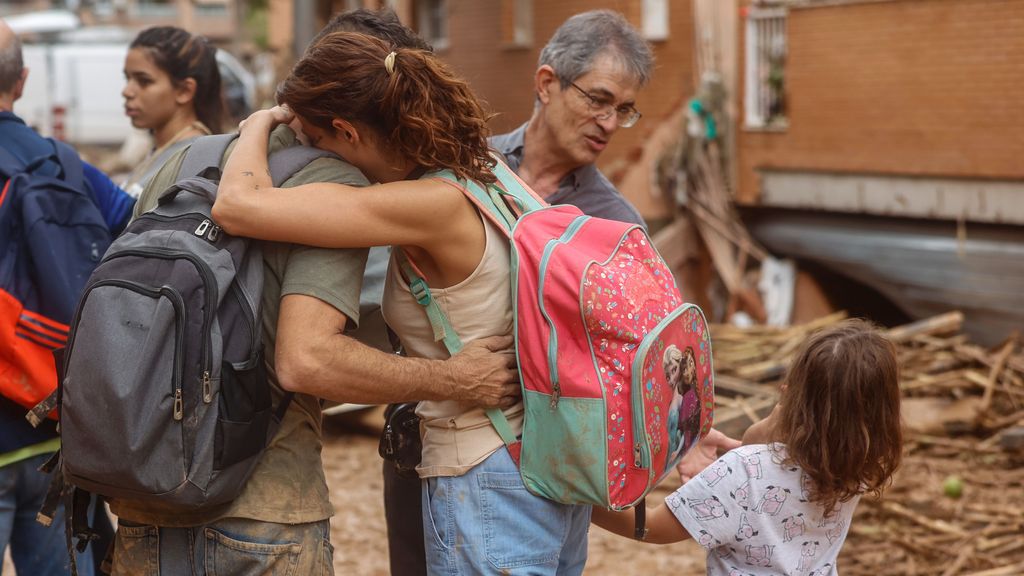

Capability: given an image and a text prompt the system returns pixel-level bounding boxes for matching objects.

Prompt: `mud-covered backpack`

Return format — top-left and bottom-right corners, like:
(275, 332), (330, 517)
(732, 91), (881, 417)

(41, 134), (334, 524)
(0, 140), (111, 413)
(402, 157), (714, 537)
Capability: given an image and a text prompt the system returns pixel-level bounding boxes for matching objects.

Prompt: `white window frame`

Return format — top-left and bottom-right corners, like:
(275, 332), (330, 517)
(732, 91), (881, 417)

(416, 0), (449, 50)
(642, 0), (669, 41)
(512, 0), (533, 46)
(744, 8), (787, 129)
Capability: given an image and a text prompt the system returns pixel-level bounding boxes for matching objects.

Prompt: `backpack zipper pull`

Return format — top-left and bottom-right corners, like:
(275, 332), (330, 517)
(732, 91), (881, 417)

(202, 371), (212, 403)
(173, 389), (184, 421)
(634, 443), (643, 467)
(550, 383), (561, 409)
(207, 225), (220, 242)
(194, 219), (211, 236)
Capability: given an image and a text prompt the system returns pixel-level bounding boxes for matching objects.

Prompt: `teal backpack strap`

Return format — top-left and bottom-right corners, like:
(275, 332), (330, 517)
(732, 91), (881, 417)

(394, 246), (521, 455)
(394, 249), (463, 356)
(487, 153), (547, 213)
(429, 155), (547, 236)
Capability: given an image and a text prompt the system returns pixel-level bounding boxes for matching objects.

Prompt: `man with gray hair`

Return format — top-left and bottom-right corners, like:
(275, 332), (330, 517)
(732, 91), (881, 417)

(489, 9), (650, 226)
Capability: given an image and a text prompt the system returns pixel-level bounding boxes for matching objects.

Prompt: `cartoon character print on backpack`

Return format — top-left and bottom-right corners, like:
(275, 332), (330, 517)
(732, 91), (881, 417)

(664, 344), (700, 457)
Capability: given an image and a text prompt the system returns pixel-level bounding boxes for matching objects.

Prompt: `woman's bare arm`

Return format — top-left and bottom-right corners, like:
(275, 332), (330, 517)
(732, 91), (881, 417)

(213, 109), (473, 251)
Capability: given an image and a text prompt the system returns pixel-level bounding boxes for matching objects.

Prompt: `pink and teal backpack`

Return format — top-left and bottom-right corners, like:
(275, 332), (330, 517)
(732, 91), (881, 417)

(402, 156), (714, 514)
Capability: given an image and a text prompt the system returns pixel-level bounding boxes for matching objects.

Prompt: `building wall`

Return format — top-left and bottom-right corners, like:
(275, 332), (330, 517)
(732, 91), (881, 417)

(430, 0), (698, 220)
(736, 0), (1024, 205)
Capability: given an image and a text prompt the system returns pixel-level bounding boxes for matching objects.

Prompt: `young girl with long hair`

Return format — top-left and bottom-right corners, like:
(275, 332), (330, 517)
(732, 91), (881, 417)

(212, 32), (592, 575)
(121, 26), (222, 197)
(593, 318), (903, 575)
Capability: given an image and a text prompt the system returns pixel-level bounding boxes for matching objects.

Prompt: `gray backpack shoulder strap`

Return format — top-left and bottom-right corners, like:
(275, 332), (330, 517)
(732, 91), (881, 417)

(267, 146), (339, 187)
(178, 134), (239, 180)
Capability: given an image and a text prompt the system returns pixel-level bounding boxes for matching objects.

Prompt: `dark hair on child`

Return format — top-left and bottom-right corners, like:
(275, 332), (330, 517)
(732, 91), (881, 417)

(278, 32), (495, 184)
(776, 318), (903, 514)
(131, 26), (223, 131)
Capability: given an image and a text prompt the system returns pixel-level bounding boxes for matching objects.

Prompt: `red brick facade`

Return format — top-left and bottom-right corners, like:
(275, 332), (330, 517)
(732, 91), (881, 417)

(737, 0), (1024, 205)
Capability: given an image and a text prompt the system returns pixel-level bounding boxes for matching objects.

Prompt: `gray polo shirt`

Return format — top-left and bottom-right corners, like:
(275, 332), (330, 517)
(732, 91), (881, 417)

(489, 122), (646, 227)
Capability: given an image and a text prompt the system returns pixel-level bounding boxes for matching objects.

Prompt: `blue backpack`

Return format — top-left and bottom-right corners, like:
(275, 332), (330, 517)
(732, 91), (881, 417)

(0, 140), (112, 412)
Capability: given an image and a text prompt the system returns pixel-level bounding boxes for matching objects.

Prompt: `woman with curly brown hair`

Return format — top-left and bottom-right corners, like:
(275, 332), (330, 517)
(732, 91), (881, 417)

(213, 31), (591, 575)
(592, 318), (903, 575)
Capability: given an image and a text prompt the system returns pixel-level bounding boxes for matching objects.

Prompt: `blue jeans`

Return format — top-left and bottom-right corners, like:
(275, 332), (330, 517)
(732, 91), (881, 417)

(421, 447), (591, 576)
(111, 517), (333, 576)
(0, 453), (94, 576)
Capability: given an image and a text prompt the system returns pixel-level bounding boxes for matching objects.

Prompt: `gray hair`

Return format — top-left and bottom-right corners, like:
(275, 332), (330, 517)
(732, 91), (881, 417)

(0, 29), (22, 93)
(538, 10), (653, 88)
(0, 30), (23, 94)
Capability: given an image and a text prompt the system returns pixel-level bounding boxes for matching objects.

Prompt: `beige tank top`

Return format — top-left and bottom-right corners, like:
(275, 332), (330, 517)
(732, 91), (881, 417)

(382, 215), (522, 478)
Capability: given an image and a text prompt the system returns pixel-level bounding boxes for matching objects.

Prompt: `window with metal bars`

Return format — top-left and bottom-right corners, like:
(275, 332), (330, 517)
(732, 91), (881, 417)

(744, 8), (787, 128)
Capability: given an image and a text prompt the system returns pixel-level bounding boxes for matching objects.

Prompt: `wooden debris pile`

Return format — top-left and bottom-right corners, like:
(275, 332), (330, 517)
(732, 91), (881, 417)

(708, 311), (1024, 575)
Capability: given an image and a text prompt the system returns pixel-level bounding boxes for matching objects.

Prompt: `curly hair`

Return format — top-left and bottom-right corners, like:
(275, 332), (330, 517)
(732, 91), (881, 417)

(278, 32), (495, 184)
(776, 318), (903, 514)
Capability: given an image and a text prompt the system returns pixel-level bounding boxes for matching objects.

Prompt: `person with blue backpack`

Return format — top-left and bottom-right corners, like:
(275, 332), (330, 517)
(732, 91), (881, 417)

(0, 18), (133, 576)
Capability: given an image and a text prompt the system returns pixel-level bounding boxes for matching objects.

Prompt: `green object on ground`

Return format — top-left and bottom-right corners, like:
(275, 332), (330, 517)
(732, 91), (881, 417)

(942, 475), (964, 499)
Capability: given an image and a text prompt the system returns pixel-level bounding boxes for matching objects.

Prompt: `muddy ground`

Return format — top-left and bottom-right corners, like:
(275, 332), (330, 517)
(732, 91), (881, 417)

(5, 410), (1013, 575)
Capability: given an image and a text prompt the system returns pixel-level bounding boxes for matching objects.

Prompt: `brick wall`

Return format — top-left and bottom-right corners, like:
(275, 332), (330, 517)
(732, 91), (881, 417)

(436, 0), (697, 219)
(736, 0), (1024, 204)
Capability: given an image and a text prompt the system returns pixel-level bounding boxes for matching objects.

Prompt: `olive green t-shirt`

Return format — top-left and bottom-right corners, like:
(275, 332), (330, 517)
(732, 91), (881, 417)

(110, 127), (369, 527)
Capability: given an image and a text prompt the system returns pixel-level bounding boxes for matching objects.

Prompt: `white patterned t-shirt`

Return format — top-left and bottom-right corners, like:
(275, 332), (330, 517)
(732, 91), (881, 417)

(665, 443), (858, 576)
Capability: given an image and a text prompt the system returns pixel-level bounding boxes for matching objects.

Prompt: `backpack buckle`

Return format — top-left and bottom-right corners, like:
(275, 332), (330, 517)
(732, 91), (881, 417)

(408, 277), (432, 306)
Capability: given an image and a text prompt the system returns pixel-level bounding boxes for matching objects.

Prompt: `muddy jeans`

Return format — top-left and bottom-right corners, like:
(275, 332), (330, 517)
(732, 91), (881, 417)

(110, 517), (333, 576)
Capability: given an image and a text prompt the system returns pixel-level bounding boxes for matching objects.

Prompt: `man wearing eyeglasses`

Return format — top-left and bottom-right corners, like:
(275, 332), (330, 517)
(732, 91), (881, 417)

(490, 9), (649, 227)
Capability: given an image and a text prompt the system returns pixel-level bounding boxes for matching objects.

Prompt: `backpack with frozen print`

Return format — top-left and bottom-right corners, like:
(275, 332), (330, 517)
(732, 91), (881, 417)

(401, 156), (715, 517)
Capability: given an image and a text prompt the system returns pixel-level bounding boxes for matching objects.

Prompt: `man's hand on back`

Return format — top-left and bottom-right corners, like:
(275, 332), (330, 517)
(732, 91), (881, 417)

(445, 336), (520, 409)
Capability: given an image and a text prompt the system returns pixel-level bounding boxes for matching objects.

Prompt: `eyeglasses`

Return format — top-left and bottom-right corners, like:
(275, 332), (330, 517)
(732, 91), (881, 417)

(568, 82), (642, 128)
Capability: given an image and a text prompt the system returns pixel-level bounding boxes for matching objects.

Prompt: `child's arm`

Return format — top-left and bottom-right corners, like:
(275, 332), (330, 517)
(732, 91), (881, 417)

(591, 503), (693, 545)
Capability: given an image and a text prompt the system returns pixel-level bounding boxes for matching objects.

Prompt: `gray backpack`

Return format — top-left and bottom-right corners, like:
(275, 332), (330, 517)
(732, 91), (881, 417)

(54, 134), (333, 512)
